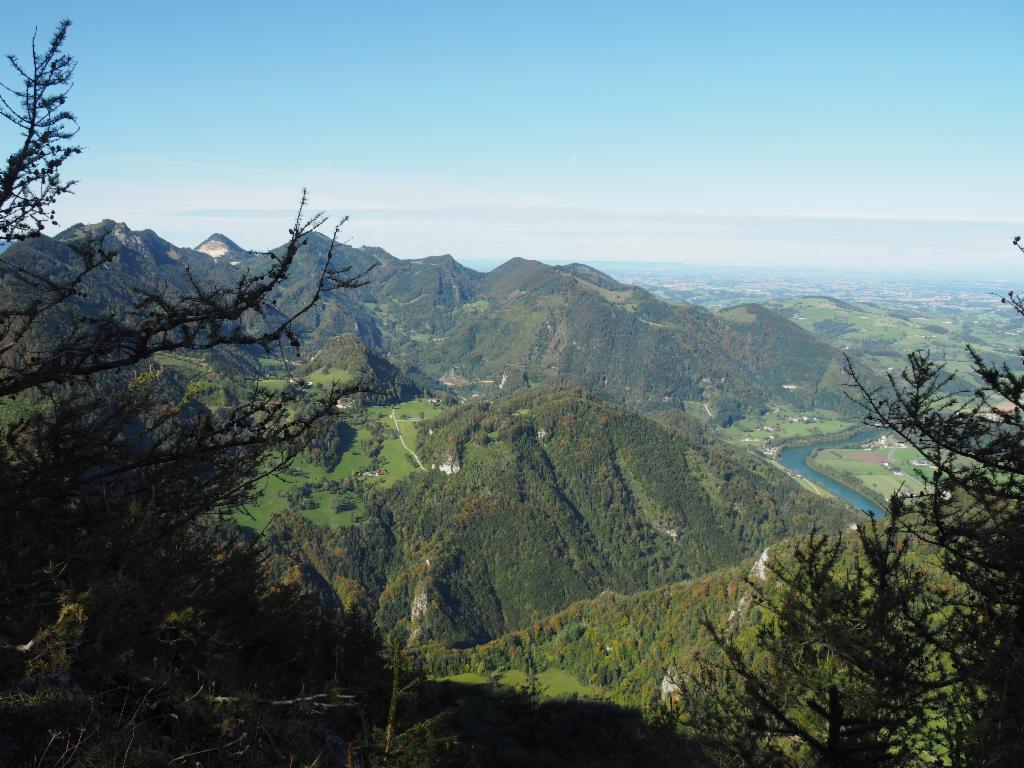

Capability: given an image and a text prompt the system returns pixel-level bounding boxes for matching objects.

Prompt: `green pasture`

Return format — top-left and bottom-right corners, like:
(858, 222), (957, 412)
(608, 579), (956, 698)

(722, 406), (855, 444)
(255, 378), (288, 392)
(236, 397), (443, 530)
(775, 297), (1023, 389)
(152, 351), (210, 375)
(811, 442), (932, 499)
(442, 668), (598, 700)
(720, 305), (759, 324)
(306, 366), (356, 385)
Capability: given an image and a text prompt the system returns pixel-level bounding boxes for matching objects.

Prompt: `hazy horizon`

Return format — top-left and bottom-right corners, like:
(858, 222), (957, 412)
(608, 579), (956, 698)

(21, 213), (1021, 280)
(4, 1), (1021, 270)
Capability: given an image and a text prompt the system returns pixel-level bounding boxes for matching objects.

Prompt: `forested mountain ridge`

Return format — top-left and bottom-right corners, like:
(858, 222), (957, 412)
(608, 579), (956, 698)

(1, 220), (859, 652)
(8, 19), (1021, 764)
(281, 237), (863, 422)
(264, 387), (853, 647)
(0, 221), (276, 384)
(3, 221), (865, 423)
(0, 222), (421, 413)
(7, 215), (1012, 766)
(294, 333), (423, 404)
(2, 219), (225, 301)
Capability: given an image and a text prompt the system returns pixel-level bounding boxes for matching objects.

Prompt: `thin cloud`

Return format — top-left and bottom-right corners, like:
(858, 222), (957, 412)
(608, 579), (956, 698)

(171, 208), (298, 218)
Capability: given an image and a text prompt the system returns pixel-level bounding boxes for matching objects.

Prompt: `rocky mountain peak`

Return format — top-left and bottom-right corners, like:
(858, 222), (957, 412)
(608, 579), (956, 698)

(196, 232), (246, 260)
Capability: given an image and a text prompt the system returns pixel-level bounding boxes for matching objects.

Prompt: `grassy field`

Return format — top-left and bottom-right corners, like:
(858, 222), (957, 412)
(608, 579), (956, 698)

(236, 396), (444, 531)
(254, 377), (289, 392)
(721, 405), (856, 448)
(307, 367), (356, 385)
(441, 668), (600, 700)
(719, 305), (759, 324)
(810, 433), (933, 500)
(444, 672), (490, 685)
(771, 296), (1023, 389)
(237, 452), (373, 532)
(151, 351), (210, 376)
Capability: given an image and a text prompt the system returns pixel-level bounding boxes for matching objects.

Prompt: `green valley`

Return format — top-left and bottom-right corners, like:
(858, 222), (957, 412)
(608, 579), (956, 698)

(238, 382), (444, 529)
(431, 551), (760, 708)
(768, 295), (1024, 394)
(720, 405), (858, 448)
(263, 386), (853, 647)
(5, 13), (1021, 767)
(441, 667), (599, 701)
(807, 432), (934, 504)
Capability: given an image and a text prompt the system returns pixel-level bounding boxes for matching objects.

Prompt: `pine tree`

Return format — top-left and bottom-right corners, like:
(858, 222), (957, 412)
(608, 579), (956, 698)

(0, 21), (388, 765)
(690, 523), (955, 767)
(847, 246), (1024, 765)
(695, 241), (1024, 766)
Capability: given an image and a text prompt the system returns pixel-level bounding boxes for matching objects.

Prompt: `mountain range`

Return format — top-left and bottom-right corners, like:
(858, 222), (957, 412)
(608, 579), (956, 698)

(244, 230), (866, 424)
(2, 221), (864, 649)
(4, 221), (867, 424)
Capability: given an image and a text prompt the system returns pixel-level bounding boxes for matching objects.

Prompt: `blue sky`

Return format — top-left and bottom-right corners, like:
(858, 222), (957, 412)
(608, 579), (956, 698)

(2, 1), (1022, 270)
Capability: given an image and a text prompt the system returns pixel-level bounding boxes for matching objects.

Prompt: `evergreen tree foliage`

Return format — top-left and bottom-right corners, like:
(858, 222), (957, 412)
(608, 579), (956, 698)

(0, 20), (80, 241)
(0, 23), (390, 765)
(690, 525), (954, 766)
(846, 255), (1024, 765)
(692, 244), (1024, 766)
(266, 387), (851, 647)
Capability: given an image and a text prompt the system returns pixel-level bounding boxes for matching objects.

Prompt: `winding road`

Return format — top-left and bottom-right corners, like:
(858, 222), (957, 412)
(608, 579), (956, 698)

(391, 408), (426, 471)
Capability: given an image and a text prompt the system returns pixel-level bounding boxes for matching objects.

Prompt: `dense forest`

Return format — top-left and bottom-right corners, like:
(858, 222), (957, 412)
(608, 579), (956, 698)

(264, 387), (851, 646)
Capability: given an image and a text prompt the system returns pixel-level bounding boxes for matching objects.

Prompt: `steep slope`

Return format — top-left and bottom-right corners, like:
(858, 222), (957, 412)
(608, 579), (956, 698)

(4, 223), (863, 423)
(715, 302), (855, 413)
(251, 234), (483, 350)
(437, 558), (751, 706)
(403, 259), (856, 421)
(0, 222), (262, 378)
(433, 536), (832, 708)
(3, 220), (242, 300)
(266, 387), (853, 646)
(5, 222), (864, 667)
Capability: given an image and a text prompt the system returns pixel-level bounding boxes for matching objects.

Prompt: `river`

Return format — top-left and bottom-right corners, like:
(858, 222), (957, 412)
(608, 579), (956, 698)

(778, 431), (887, 518)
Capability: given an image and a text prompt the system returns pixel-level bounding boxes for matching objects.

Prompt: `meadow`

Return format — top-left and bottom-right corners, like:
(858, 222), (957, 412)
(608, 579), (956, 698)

(772, 296), (1023, 390)
(808, 433), (933, 501)
(720, 405), (856, 448)
(442, 668), (600, 701)
(236, 393), (445, 531)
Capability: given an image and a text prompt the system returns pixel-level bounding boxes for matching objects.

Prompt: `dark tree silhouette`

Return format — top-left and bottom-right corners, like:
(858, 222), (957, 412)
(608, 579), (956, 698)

(0, 19), (80, 241)
(846, 246), (1024, 766)
(0, 21), (390, 766)
(689, 523), (953, 767)
(692, 242), (1024, 766)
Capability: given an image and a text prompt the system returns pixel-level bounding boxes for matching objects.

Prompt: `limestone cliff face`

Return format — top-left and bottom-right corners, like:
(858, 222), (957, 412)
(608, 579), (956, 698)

(750, 547), (770, 581)
(409, 582), (429, 641)
(660, 669), (681, 703)
(438, 454), (461, 475)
